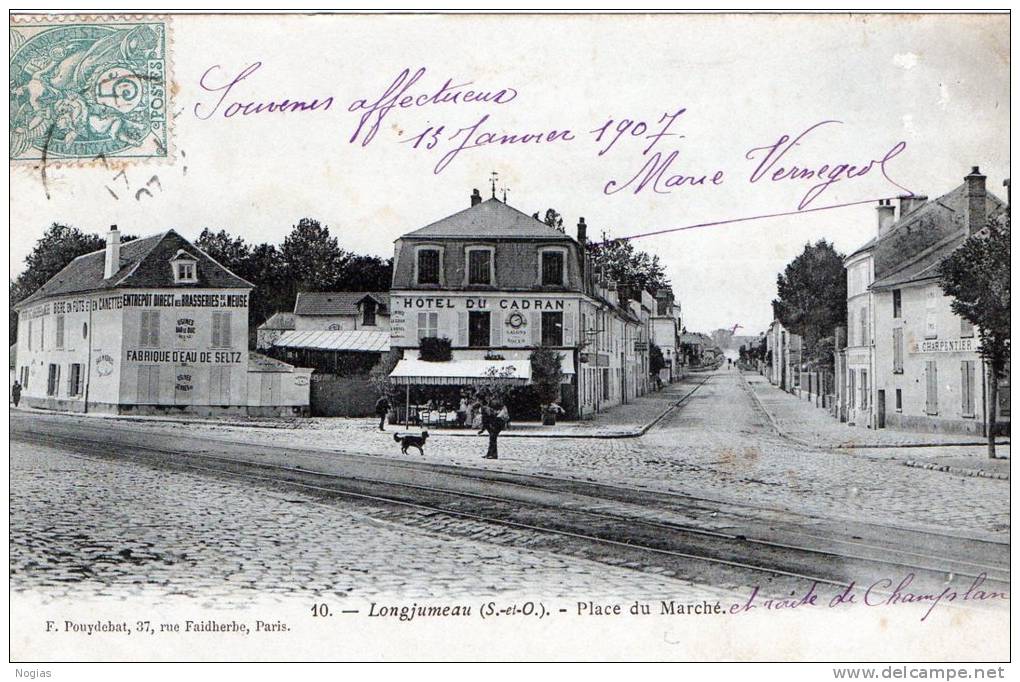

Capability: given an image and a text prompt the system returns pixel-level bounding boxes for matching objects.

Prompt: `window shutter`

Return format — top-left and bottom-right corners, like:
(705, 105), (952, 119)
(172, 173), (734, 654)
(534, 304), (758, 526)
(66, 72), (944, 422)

(212, 313), (222, 348)
(563, 312), (575, 346)
(222, 313), (232, 348)
(150, 312), (160, 347)
(417, 312), (426, 341)
(960, 362), (968, 414)
(490, 311), (502, 346)
(457, 311), (468, 346)
(530, 312), (541, 345)
(137, 366), (147, 402)
(150, 366), (161, 404)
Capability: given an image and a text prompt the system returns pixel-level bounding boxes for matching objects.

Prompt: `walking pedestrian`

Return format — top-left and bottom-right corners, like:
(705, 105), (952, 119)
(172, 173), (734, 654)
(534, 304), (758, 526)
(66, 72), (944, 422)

(374, 394), (391, 431)
(11, 380), (22, 407)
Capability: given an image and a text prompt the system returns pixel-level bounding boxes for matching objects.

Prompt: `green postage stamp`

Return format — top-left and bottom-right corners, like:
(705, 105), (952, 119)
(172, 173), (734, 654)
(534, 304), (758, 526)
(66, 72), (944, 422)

(9, 16), (170, 163)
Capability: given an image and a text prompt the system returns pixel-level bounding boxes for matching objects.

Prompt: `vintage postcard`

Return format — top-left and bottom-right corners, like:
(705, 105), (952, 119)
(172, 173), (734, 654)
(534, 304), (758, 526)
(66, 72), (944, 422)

(8, 11), (1011, 667)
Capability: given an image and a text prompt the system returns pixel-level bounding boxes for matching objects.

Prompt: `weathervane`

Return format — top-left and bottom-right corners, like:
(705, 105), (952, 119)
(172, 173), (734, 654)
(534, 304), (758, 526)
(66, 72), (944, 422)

(490, 171), (499, 198)
(502, 186), (510, 203)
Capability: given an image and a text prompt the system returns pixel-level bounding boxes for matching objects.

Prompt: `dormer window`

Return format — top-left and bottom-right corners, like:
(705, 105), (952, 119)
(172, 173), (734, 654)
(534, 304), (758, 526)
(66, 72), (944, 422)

(415, 245), (443, 286)
(539, 247), (567, 286)
(465, 246), (495, 286)
(362, 299), (377, 327)
(171, 250), (198, 284)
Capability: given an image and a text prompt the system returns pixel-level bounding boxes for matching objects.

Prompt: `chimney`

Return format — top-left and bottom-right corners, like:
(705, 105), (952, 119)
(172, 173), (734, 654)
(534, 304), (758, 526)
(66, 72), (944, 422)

(876, 199), (895, 236)
(576, 217), (587, 244)
(897, 194), (927, 218)
(965, 166), (987, 235)
(104, 225), (121, 279)
(470, 188), (482, 206)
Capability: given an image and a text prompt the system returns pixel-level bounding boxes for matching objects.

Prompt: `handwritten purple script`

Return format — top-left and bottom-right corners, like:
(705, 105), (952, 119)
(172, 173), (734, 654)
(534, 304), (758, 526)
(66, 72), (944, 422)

(729, 572), (1008, 622)
(193, 64), (915, 220)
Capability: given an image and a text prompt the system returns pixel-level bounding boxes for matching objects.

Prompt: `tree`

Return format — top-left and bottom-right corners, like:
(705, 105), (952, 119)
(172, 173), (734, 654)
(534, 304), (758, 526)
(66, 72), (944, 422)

(649, 342), (665, 376)
(588, 238), (671, 297)
(195, 228), (252, 272)
(281, 218), (353, 294)
(938, 212), (1010, 459)
(10, 224), (136, 345)
(772, 240), (847, 371)
(530, 347), (564, 422)
(533, 208), (564, 232)
(369, 348), (403, 401)
(337, 254), (393, 291)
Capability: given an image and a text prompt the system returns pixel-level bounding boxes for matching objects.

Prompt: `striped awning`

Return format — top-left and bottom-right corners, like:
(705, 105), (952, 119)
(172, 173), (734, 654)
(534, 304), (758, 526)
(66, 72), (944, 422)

(273, 330), (390, 352)
(389, 359), (531, 386)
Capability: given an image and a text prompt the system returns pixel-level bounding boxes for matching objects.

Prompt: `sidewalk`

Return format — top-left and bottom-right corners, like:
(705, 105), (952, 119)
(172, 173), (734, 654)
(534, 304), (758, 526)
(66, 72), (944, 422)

(741, 372), (1010, 477)
(10, 375), (705, 440)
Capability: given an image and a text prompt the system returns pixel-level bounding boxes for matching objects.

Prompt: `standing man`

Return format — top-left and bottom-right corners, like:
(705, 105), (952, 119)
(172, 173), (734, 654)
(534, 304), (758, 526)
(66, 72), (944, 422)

(11, 380), (22, 407)
(374, 394), (391, 431)
(482, 399), (504, 460)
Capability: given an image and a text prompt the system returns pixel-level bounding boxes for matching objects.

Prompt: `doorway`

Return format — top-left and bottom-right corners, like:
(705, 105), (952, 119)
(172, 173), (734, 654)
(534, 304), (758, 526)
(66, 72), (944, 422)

(877, 389), (886, 429)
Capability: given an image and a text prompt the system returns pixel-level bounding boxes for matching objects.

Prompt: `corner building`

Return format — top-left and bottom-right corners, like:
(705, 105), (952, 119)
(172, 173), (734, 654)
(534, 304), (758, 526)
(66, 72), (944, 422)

(388, 191), (647, 419)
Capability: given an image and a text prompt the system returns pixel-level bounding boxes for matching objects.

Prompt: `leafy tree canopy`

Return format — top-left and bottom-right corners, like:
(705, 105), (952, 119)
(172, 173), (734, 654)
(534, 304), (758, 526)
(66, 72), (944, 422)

(10, 224), (136, 345)
(772, 239), (847, 348)
(589, 238), (671, 297)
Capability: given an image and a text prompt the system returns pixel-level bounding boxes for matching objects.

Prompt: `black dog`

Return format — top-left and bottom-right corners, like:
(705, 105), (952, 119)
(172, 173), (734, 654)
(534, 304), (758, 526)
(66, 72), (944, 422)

(394, 431), (429, 456)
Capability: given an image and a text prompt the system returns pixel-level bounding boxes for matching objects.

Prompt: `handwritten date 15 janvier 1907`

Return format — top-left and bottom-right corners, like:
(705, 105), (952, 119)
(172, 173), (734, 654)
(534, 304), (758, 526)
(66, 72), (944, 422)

(193, 63), (911, 210)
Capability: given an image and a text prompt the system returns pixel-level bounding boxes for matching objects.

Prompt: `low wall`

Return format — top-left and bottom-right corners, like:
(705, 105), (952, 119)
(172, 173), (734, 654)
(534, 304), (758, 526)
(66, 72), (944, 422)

(310, 374), (377, 417)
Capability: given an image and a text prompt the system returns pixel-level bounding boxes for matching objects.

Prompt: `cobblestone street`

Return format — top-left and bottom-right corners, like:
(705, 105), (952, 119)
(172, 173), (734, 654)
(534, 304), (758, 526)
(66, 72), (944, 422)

(28, 369), (1005, 539)
(10, 441), (727, 606)
(10, 368), (1010, 605)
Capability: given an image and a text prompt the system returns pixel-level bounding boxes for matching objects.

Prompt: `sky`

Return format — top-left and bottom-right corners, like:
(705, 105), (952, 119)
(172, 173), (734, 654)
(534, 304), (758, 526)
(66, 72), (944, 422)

(9, 13), (1010, 335)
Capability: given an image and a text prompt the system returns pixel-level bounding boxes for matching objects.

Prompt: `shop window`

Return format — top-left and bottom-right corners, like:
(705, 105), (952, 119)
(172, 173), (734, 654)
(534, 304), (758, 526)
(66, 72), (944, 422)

(46, 364), (60, 397)
(540, 249), (565, 286)
(468, 311), (491, 347)
(417, 312), (439, 341)
(211, 311), (232, 348)
(416, 248), (442, 285)
(892, 289), (902, 318)
(466, 247), (494, 285)
(69, 363), (83, 397)
(140, 311), (161, 347)
(961, 361), (975, 417)
(541, 311), (564, 347)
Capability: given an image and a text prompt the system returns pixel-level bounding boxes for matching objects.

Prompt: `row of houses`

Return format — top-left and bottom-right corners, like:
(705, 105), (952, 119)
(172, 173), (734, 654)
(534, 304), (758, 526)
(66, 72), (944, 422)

(765, 167), (1010, 437)
(13, 189), (688, 420)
